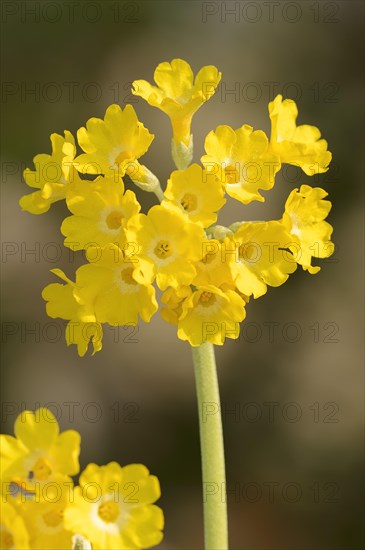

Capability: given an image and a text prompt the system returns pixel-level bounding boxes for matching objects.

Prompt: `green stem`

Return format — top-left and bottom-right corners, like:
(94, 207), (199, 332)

(153, 184), (165, 202)
(192, 343), (228, 549)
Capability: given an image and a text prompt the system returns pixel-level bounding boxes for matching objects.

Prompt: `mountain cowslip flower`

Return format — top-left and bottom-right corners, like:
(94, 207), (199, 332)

(162, 284), (246, 346)
(42, 269), (103, 356)
(0, 501), (30, 550)
(1, 412), (165, 549)
(19, 483), (74, 550)
(268, 94), (332, 175)
(163, 164), (225, 227)
(192, 238), (236, 288)
(201, 124), (281, 204)
(0, 408), (80, 493)
(75, 104), (155, 185)
(74, 245), (158, 326)
(126, 204), (205, 290)
(229, 221), (297, 298)
(61, 175), (141, 251)
(160, 286), (193, 325)
(19, 131), (81, 214)
(132, 58), (221, 168)
(64, 462), (164, 550)
(281, 184), (334, 273)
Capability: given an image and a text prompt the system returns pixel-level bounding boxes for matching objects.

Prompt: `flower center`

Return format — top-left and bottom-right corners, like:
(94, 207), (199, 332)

(121, 268), (138, 285)
(1, 531), (14, 550)
(181, 193), (197, 212)
(154, 240), (173, 259)
(176, 93), (190, 105)
(199, 292), (216, 307)
(43, 508), (64, 528)
(98, 501), (120, 523)
(106, 210), (123, 230)
(115, 150), (133, 166)
(224, 164), (240, 184)
(33, 458), (52, 481)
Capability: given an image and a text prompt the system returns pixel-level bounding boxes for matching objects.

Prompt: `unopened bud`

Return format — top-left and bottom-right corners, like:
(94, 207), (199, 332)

(128, 164), (160, 193)
(171, 135), (193, 170)
(206, 225), (233, 240)
(72, 534), (92, 550)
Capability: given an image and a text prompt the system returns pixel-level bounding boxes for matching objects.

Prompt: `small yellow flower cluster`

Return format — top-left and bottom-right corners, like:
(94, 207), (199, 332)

(20, 59), (334, 353)
(0, 409), (164, 549)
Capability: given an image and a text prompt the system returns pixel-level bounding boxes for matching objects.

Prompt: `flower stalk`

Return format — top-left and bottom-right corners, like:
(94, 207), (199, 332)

(192, 343), (228, 549)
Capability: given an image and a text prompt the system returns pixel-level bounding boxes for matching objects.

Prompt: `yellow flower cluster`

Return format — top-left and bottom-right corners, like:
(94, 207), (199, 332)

(0, 409), (164, 549)
(20, 59), (334, 353)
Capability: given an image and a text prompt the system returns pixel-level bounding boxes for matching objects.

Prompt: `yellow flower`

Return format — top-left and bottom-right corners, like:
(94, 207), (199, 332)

(282, 184), (334, 273)
(19, 131), (81, 214)
(0, 408), (80, 493)
(0, 501), (30, 549)
(192, 238), (236, 288)
(75, 104), (154, 181)
(19, 483), (74, 550)
(61, 176), (141, 251)
(132, 59), (221, 147)
(162, 164), (225, 228)
(230, 221), (297, 298)
(160, 286), (193, 326)
(269, 94), (332, 175)
(42, 269), (103, 357)
(162, 285), (246, 346)
(201, 124), (281, 204)
(126, 205), (205, 290)
(74, 245), (158, 326)
(64, 462), (164, 550)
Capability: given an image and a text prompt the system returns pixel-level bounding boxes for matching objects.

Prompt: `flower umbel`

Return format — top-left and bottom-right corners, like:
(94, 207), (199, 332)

(20, 59), (334, 356)
(0, 409), (164, 550)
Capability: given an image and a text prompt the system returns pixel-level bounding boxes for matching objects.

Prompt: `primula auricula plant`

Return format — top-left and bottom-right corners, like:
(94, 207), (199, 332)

(0, 408), (163, 549)
(11, 59), (334, 548)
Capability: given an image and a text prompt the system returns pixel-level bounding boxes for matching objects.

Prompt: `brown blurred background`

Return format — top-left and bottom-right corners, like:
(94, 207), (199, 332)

(1, 1), (364, 548)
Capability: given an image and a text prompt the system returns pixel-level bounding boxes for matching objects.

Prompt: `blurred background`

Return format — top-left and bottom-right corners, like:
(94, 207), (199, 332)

(1, 1), (364, 548)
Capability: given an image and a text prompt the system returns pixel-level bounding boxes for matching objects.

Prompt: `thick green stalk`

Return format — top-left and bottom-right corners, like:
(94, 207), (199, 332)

(192, 343), (228, 549)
